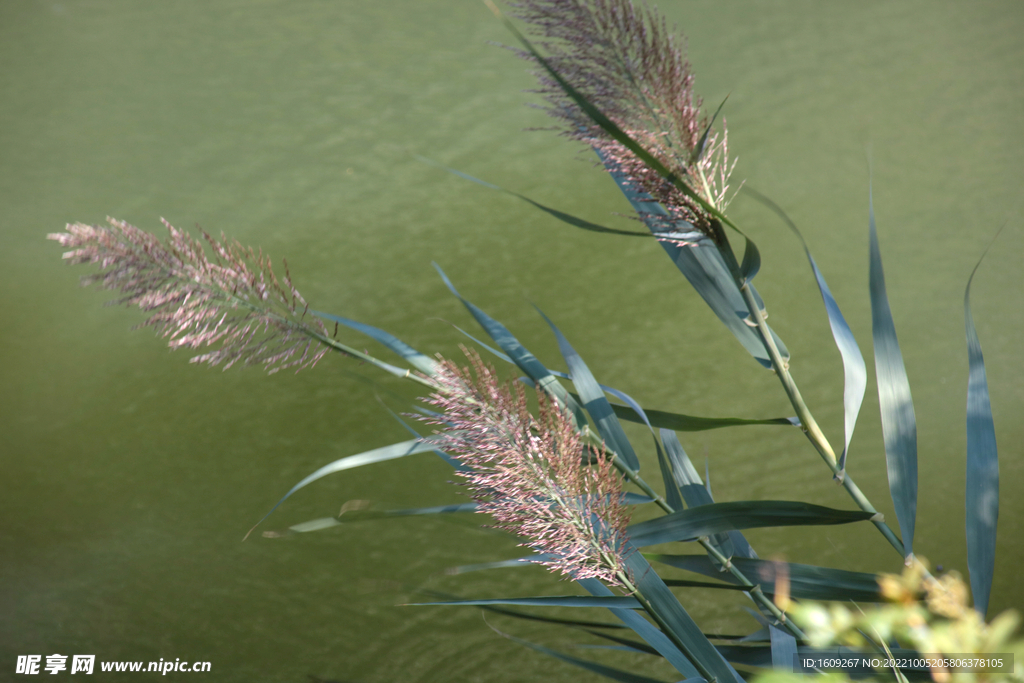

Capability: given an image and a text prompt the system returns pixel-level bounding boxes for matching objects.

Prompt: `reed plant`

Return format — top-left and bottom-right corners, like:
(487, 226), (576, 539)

(49, 0), (1019, 681)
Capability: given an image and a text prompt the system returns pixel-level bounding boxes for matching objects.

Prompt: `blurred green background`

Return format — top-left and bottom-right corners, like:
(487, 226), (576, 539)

(2, 1), (1022, 681)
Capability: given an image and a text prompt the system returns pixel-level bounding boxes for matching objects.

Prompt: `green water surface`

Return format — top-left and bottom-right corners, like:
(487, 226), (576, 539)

(2, 1), (1022, 681)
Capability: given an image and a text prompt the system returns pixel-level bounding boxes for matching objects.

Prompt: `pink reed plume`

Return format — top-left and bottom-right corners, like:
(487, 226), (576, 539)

(48, 217), (330, 373)
(510, 0), (739, 240)
(418, 349), (632, 587)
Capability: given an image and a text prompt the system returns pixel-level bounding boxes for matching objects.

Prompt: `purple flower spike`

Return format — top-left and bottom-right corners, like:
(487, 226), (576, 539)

(511, 0), (739, 236)
(48, 218), (330, 374)
(418, 349), (632, 587)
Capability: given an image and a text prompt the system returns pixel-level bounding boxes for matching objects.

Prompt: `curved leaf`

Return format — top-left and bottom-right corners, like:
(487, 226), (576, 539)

(414, 155), (648, 237)
(610, 403), (796, 432)
(743, 186), (866, 473)
(740, 237), (761, 283)
(624, 548), (745, 683)
(310, 309), (437, 376)
(628, 501), (877, 548)
(599, 152), (788, 370)
(245, 438), (437, 538)
(406, 595), (641, 609)
(343, 502), (478, 522)
(380, 403), (464, 470)
(660, 579), (748, 592)
(434, 264), (587, 427)
(694, 95), (729, 163)
(279, 502), (480, 536)
(869, 191), (917, 560)
(578, 577), (702, 679)
(964, 245), (1000, 617)
(659, 430), (743, 560)
(445, 558), (544, 575)
(583, 629), (661, 656)
(648, 555), (881, 602)
(536, 305), (640, 471)
(455, 325), (795, 432)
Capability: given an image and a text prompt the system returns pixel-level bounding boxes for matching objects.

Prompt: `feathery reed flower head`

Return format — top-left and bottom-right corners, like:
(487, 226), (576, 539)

(48, 217), (330, 373)
(417, 349), (632, 587)
(511, 0), (738, 238)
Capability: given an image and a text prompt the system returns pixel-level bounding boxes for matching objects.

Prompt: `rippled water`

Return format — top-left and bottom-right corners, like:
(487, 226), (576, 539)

(2, 1), (1022, 681)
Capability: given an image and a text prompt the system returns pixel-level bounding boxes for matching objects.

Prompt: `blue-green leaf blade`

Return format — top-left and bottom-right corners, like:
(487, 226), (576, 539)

(694, 95), (728, 163)
(415, 155), (648, 237)
(279, 502), (478, 536)
(578, 577), (701, 679)
(465, 332), (795, 432)
(610, 403), (795, 432)
(446, 558), (543, 575)
(287, 517), (342, 534)
(659, 431), (742, 560)
(624, 548), (745, 683)
(809, 246), (866, 474)
(769, 624), (797, 672)
(743, 187), (866, 472)
(964, 251), (999, 617)
(310, 310), (437, 376)
(599, 154), (784, 369)
(740, 237), (761, 283)
(536, 305), (640, 471)
(246, 438), (436, 538)
(434, 264), (587, 427)
(407, 595), (641, 609)
(628, 501), (876, 548)
(869, 193), (918, 560)
(647, 555), (881, 602)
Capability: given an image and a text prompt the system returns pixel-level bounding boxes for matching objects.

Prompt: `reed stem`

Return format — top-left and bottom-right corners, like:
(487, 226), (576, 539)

(737, 281), (907, 558)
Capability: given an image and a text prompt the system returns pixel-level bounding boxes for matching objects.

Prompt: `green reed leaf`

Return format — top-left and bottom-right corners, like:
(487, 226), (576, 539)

(611, 403), (795, 432)
(624, 548), (745, 683)
(628, 501), (877, 548)
(659, 430), (744, 560)
(578, 577), (702, 679)
(598, 152), (787, 370)
(457, 325), (794, 432)
(415, 155), (648, 237)
(535, 305), (640, 471)
(583, 629), (661, 656)
(407, 595), (641, 609)
(868, 190), (917, 560)
(434, 263), (588, 428)
(694, 95), (729, 163)
(310, 310), (437, 376)
(769, 624), (797, 672)
(743, 186), (867, 474)
(647, 555), (881, 602)
(964, 240), (1000, 617)
(244, 438), (437, 539)
(739, 237), (761, 284)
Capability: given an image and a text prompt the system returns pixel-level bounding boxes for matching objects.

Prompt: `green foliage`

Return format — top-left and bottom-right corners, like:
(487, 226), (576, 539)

(51, 0), (1015, 681)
